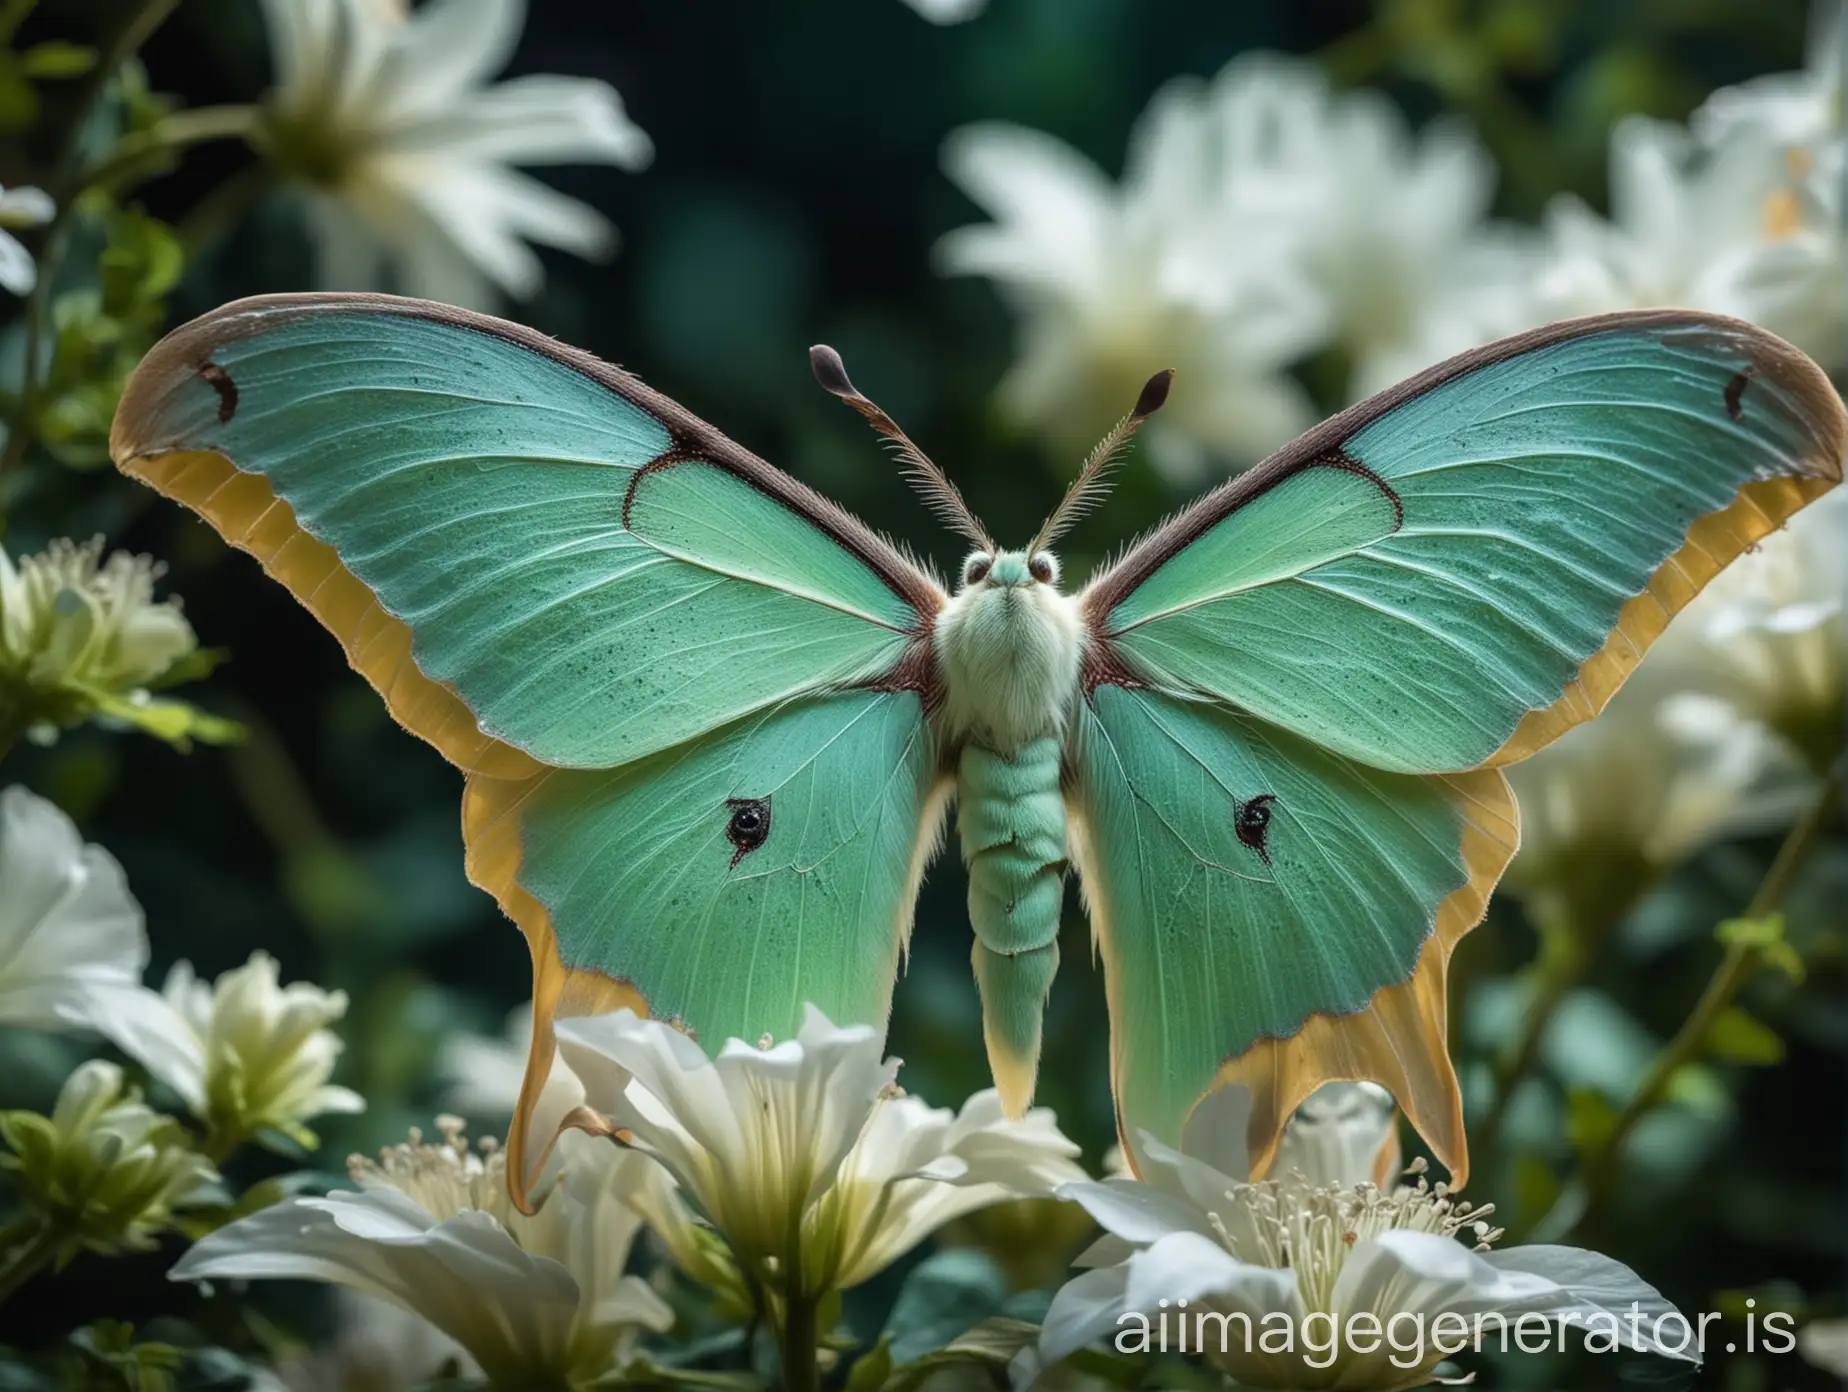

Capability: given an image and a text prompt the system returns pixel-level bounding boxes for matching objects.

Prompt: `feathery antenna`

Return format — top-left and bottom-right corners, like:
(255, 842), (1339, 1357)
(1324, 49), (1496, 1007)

(1029, 369), (1173, 555)
(810, 345), (994, 550)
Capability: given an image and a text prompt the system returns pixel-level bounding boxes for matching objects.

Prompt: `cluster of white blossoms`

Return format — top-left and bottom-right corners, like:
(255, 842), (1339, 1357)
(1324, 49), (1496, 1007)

(943, 2), (1845, 478)
(181, 1008), (1089, 1387)
(0, 787), (363, 1159)
(254, 0), (653, 308)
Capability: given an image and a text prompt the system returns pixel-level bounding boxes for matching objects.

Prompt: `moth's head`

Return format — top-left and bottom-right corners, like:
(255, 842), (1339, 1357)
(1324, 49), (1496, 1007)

(959, 548), (1061, 594)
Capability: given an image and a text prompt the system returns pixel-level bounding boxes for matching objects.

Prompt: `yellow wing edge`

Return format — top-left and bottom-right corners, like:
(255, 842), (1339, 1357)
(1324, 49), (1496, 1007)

(1489, 330), (1846, 767)
(114, 448), (534, 780)
(462, 766), (651, 1212)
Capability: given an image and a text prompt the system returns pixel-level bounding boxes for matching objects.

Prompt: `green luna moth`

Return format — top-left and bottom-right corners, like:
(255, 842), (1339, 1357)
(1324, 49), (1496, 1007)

(110, 295), (1844, 1200)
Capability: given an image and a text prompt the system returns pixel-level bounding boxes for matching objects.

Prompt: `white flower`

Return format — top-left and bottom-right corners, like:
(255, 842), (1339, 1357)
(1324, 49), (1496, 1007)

(1, 1060), (219, 1260)
(272, 1290), (475, 1392)
(1693, 0), (1843, 157)
(939, 94), (1324, 480)
(1800, 1316), (1848, 1377)
(554, 1006), (1086, 1299)
(1649, 485), (1846, 774)
(102, 951), (364, 1152)
(0, 183), (53, 295)
(438, 1003), (537, 1118)
(0, 786), (146, 1037)
(938, 56), (1541, 477)
(1036, 1085), (1695, 1389)
(172, 1120), (673, 1389)
(900, 0), (985, 21)
(1504, 669), (1815, 899)
(0, 537), (226, 748)
(1192, 57), (1539, 402)
(1272, 1083), (1401, 1191)
(1537, 113), (1844, 374)
(255, 0), (653, 308)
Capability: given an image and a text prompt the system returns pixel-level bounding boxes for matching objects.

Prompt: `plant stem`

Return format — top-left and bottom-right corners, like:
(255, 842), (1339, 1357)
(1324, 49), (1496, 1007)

(1571, 766), (1842, 1228)
(775, 1215), (818, 1392)
(0, 1222), (62, 1304)
(778, 1286), (818, 1392)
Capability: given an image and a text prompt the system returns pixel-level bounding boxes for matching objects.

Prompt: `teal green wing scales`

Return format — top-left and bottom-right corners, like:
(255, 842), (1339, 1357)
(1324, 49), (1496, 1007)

(110, 293), (939, 773)
(110, 294), (950, 1199)
(1086, 311), (1845, 773)
(1068, 685), (1516, 1183)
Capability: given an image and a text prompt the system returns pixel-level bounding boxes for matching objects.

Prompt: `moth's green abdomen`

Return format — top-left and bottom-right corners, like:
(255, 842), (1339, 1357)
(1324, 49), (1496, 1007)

(958, 737), (1067, 1114)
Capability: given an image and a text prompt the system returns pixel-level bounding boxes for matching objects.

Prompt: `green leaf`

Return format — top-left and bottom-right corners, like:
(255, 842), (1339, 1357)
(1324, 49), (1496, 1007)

(18, 41), (96, 78)
(1715, 913), (1805, 982)
(1705, 1007), (1785, 1066)
(882, 1249), (1009, 1366)
(84, 689), (246, 750)
(843, 1336), (894, 1392)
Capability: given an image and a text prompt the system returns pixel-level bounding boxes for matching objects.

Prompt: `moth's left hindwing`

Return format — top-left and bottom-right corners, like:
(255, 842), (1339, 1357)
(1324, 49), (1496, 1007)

(111, 294), (950, 1196)
(1075, 311), (1845, 1182)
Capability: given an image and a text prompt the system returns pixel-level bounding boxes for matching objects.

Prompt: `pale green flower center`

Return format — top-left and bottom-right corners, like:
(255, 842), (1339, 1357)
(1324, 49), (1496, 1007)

(1209, 1161), (1502, 1314)
(0, 538), (193, 692)
(349, 1116), (521, 1231)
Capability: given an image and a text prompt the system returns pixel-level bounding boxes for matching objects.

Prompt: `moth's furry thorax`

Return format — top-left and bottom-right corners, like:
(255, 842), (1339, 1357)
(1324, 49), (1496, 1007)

(934, 549), (1084, 750)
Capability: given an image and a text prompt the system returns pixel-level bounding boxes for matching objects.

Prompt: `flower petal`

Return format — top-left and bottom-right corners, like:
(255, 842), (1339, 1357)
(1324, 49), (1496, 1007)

(1058, 1178), (1216, 1247)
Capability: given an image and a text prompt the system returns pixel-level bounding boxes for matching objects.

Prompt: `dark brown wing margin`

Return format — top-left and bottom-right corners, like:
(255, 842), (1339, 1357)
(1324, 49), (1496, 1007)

(140, 292), (947, 624)
(1081, 308), (1843, 625)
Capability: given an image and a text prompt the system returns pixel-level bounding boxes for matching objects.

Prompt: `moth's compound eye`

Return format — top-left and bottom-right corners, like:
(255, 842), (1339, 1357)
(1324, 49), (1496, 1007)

(1028, 553), (1057, 585)
(725, 797), (771, 865)
(961, 553), (993, 586)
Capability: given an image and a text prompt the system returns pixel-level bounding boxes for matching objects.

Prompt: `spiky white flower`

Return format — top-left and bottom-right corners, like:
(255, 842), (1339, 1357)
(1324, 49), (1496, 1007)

(255, 0), (652, 308)
(1, 1060), (218, 1260)
(0, 183), (53, 295)
(0, 786), (146, 1037)
(939, 89), (1324, 481)
(172, 1121), (672, 1389)
(103, 951), (364, 1152)
(1537, 113), (1843, 375)
(1650, 481), (1846, 774)
(1036, 1085), (1695, 1389)
(554, 1006), (1086, 1300)
(939, 55), (1538, 477)
(0, 537), (225, 747)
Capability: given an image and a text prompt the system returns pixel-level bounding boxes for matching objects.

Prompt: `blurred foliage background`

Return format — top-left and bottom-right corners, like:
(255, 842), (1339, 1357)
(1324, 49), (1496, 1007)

(0, 0), (1840, 1387)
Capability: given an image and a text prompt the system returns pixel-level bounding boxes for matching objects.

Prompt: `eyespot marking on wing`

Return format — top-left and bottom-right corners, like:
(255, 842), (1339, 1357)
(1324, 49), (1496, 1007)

(1725, 367), (1756, 422)
(725, 796), (771, 867)
(1235, 793), (1276, 866)
(198, 362), (237, 423)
